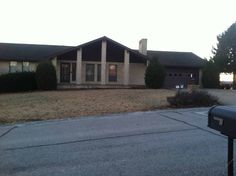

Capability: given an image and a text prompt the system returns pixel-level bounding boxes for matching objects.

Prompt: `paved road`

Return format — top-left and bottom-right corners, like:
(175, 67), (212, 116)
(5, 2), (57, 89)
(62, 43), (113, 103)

(0, 108), (233, 176)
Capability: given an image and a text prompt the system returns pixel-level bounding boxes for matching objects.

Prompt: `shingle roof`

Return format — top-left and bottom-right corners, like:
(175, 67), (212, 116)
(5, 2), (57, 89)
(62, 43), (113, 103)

(147, 50), (206, 68)
(0, 43), (73, 62)
(0, 36), (148, 62)
(0, 38), (206, 68)
(48, 36), (148, 60)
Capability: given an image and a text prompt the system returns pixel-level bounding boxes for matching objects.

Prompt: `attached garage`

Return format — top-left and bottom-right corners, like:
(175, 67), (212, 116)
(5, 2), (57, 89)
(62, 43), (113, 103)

(147, 51), (206, 89)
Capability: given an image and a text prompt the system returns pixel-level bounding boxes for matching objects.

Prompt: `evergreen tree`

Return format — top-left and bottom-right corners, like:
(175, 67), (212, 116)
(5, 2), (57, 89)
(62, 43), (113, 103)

(36, 62), (57, 90)
(213, 21), (236, 87)
(145, 57), (166, 88)
(202, 60), (220, 88)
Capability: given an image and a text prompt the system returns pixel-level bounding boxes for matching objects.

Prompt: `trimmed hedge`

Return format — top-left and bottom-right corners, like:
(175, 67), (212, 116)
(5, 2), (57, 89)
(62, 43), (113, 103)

(0, 72), (37, 92)
(167, 90), (220, 107)
(35, 62), (57, 90)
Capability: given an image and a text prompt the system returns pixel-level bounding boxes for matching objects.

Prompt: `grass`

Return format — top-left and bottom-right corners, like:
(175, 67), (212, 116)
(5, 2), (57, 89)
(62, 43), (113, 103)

(0, 89), (174, 124)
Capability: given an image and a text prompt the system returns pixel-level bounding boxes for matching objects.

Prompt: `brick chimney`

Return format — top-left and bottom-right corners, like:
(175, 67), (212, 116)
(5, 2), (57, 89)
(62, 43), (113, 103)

(139, 39), (147, 55)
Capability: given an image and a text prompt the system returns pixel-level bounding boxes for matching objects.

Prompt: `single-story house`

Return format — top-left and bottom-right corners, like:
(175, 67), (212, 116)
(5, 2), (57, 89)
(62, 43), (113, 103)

(0, 36), (205, 88)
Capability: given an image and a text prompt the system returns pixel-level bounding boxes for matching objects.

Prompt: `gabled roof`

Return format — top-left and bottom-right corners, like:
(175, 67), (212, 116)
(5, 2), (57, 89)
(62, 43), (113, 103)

(147, 50), (206, 68)
(0, 37), (205, 68)
(94, 36), (148, 59)
(0, 43), (73, 62)
(48, 36), (148, 60)
(0, 36), (148, 62)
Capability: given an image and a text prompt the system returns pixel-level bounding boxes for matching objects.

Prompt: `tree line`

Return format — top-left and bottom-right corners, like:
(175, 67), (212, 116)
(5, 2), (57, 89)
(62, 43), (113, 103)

(203, 21), (236, 88)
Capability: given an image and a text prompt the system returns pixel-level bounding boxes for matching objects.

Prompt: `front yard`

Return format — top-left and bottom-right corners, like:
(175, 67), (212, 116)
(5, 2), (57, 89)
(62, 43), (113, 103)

(0, 89), (175, 124)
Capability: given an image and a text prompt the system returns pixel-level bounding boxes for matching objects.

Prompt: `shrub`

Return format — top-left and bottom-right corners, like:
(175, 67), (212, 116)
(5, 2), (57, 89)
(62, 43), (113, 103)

(202, 60), (220, 88)
(35, 62), (57, 90)
(0, 72), (37, 92)
(145, 57), (166, 88)
(167, 90), (219, 107)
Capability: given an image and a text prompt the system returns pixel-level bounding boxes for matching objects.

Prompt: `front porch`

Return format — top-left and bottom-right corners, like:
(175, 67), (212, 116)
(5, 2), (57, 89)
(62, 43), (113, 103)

(51, 37), (147, 87)
(57, 83), (145, 90)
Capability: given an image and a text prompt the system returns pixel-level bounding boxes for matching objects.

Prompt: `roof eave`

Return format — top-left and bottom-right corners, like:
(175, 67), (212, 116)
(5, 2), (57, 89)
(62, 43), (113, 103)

(47, 36), (148, 60)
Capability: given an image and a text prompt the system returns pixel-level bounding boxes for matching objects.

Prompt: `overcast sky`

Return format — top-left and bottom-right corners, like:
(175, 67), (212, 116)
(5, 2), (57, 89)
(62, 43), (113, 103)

(0, 0), (235, 59)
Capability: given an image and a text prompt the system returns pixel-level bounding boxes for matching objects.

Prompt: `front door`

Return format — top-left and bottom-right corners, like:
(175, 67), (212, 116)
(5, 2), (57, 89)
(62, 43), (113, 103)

(60, 63), (71, 83)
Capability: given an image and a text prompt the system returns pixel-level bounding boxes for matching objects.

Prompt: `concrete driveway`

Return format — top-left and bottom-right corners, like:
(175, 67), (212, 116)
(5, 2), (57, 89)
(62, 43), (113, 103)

(206, 89), (236, 105)
(0, 108), (232, 176)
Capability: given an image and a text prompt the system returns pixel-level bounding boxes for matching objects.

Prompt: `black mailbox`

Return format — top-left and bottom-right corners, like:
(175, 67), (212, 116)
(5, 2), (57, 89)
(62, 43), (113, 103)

(208, 106), (236, 138)
(208, 106), (236, 176)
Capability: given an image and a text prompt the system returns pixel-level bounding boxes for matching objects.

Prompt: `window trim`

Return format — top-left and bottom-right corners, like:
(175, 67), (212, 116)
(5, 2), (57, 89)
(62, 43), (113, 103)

(108, 64), (118, 82)
(85, 64), (95, 82)
(97, 64), (101, 82)
(9, 61), (18, 73)
(71, 63), (76, 82)
(22, 61), (30, 72)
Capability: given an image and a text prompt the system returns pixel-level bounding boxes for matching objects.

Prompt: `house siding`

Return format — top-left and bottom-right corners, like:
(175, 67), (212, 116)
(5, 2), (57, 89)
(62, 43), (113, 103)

(0, 61), (9, 74)
(57, 60), (146, 85)
(129, 63), (146, 85)
(81, 61), (146, 85)
(56, 62), (61, 83)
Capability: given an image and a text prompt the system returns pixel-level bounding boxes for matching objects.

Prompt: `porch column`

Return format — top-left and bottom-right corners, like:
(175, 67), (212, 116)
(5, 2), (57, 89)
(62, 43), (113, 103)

(52, 57), (57, 68)
(51, 57), (59, 83)
(76, 48), (82, 84)
(199, 69), (203, 87)
(124, 49), (130, 85)
(101, 40), (107, 85)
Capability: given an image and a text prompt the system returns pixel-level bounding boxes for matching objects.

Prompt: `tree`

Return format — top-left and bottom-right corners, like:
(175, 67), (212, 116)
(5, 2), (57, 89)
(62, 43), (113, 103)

(213, 21), (236, 87)
(202, 60), (220, 88)
(145, 57), (166, 88)
(35, 62), (57, 90)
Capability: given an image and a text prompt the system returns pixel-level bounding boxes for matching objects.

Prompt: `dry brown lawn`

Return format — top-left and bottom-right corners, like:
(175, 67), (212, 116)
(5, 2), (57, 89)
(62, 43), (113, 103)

(0, 89), (175, 124)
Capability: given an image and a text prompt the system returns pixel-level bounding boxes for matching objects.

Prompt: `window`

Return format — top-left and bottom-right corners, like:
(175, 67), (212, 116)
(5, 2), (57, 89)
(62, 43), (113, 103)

(22, 62), (30, 72)
(9, 61), (18, 73)
(97, 64), (101, 82)
(72, 63), (76, 81)
(168, 73), (172, 77)
(86, 64), (95, 81)
(109, 64), (117, 82)
(179, 73), (182, 77)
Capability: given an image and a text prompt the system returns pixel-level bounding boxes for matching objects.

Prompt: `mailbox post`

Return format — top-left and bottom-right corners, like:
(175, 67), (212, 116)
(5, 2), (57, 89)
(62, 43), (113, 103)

(228, 137), (234, 176)
(208, 106), (236, 176)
